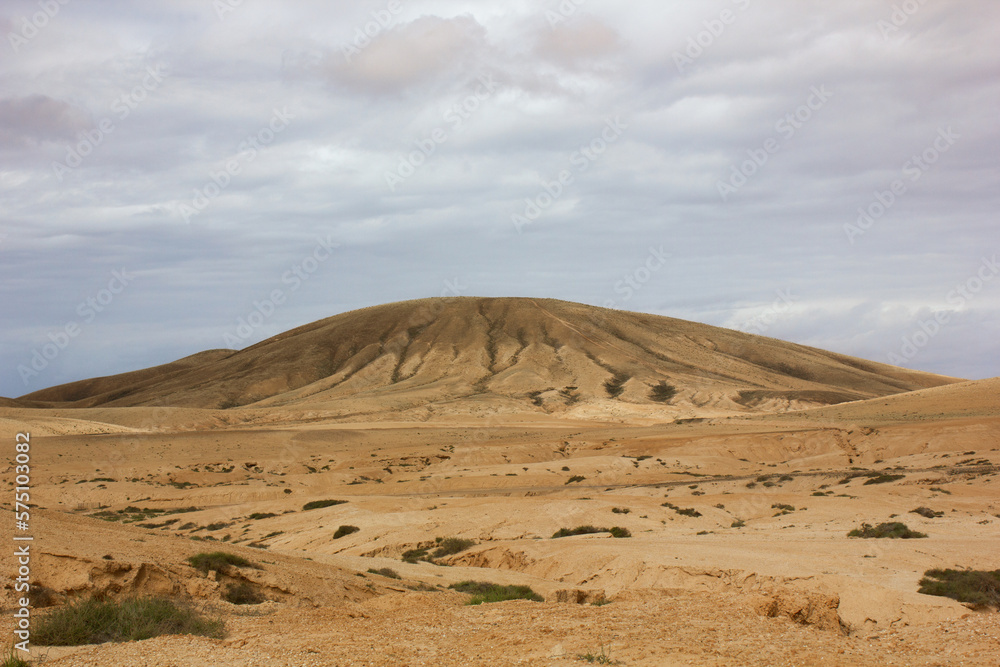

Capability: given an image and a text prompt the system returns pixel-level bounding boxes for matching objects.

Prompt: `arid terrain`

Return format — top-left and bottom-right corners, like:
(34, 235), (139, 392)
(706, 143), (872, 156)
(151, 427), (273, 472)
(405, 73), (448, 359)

(2, 297), (998, 665)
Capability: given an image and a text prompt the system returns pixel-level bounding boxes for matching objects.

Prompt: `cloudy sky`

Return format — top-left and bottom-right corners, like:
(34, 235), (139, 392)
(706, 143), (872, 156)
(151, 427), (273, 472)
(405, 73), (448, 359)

(2, 0), (998, 398)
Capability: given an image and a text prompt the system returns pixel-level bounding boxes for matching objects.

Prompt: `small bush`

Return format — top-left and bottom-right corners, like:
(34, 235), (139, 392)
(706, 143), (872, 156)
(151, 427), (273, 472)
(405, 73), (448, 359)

(402, 548), (431, 564)
(848, 522), (927, 539)
(333, 525), (360, 539)
(449, 581), (543, 605)
(186, 552), (254, 573)
(648, 381), (677, 403)
(223, 583), (265, 605)
(603, 372), (629, 398)
(565, 475), (586, 484)
(676, 508), (702, 518)
(33, 597), (223, 646)
(918, 569), (1000, 608)
(611, 507), (630, 514)
(367, 567), (401, 579)
(1, 649), (29, 667)
(552, 526), (606, 538)
(863, 474), (905, 485)
(911, 507), (944, 519)
(302, 499), (348, 511)
(731, 519), (745, 528)
(431, 537), (475, 558)
(247, 513), (278, 520)
(609, 527), (631, 538)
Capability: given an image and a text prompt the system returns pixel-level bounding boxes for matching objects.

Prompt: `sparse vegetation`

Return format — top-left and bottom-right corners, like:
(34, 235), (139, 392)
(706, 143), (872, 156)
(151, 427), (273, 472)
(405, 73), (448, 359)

(603, 372), (629, 398)
(911, 507), (944, 519)
(609, 527), (631, 538)
(302, 499), (348, 511)
(648, 381), (677, 403)
(565, 475), (586, 484)
(186, 551), (255, 573)
(401, 548), (430, 564)
(333, 525), (360, 539)
(848, 522), (927, 539)
(611, 507), (630, 514)
(223, 583), (265, 605)
(431, 537), (475, 558)
(33, 597), (224, 646)
(367, 567), (401, 579)
(247, 512), (278, 520)
(449, 581), (543, 605)
(918, 568), (1000, 608)
(863, 473), (906, 485)
(731, 519), (745, 528)
(1, 649), (29, 667)
(552, 526), (606, 538)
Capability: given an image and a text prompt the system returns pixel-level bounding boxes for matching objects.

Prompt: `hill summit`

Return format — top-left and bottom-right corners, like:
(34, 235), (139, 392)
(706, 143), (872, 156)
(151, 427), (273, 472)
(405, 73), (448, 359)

(18, 297), (958, 417)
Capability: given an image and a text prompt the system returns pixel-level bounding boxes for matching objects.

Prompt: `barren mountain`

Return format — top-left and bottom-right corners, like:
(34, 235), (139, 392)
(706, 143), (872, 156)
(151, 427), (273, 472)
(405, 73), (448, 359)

(18, 298), (959, 418)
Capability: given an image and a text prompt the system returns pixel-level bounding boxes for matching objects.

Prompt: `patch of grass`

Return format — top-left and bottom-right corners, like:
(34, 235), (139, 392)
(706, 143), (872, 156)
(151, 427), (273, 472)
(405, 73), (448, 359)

(863, 473), (906, 485)
(929, 486), (952, 494)
(449, 581), (543, 605)
(911, 507), (945, 519)
(302, 499), (348, 511)
(771, 504), (795, 512)
(565, 475), (586, 484)
(367, 567), (401, 579)
(603, 372), (630, 398)
(186, 551), (255, 573)
(1, 648), (30, 667)
(247, 512), (278, 520)
(918, 569), (1000, 609)
(577, 642), (620, 664)
(333, 525), (360, 539)
(608, 527), (631, 538)
(611, 507), (630, 514)
(676, 507), (702, 517)
(431, 537), (475, 558)
(552, 525), (607, 538)
(648, 381), (677, 403)
(33, 596), (224, 646)
(402, 548), (431, 564)
(848, 522), (927, 539)
(223, 583), (265, 605)
(731, 519), (745, 528)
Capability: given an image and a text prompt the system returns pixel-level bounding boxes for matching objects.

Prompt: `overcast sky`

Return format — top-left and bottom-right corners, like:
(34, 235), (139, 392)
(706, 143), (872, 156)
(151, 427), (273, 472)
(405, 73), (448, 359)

(2, 0), (998, 398)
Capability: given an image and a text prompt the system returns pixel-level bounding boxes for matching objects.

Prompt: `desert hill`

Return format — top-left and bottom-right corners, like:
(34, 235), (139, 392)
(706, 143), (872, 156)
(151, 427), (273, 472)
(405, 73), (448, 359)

(17, 298), (959, 418)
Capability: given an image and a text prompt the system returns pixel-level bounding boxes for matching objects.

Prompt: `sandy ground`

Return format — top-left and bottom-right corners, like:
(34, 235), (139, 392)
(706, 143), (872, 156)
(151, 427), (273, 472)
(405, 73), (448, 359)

(1, 376), (998, 665)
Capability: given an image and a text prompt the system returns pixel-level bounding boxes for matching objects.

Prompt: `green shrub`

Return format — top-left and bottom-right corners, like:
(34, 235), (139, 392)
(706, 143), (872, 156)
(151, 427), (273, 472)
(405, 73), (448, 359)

(611, 507), (630, 514)
(603, 372), (629, 398)
(918, 569), (1000, 608)
(731, 519), (745, 528)
(771, 504), (795, 512)
(449, 581), (543, 605)
(186, 552), (255, 573)
(1, 648), (29, 667)
(302, 499), (348, 511)
(552, 526), (606, 538)
(223, 583), (265, 605)
(34, 597), (223, 646)
(847, 522), (927, 539)
(910, 507), (944, 519)
(676, 507), (701, 517)
(863, 474), (905, 485)
(247, 513), (278, 520)
(367, 567), (401, 579)
(565, 475), (586, 484)
(608, 527), (631, 538)
(401, 548), (431, 564)
(333, 525), (360, 539)
(431, 537), (475, 558)
(648, 381), (677, 403)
